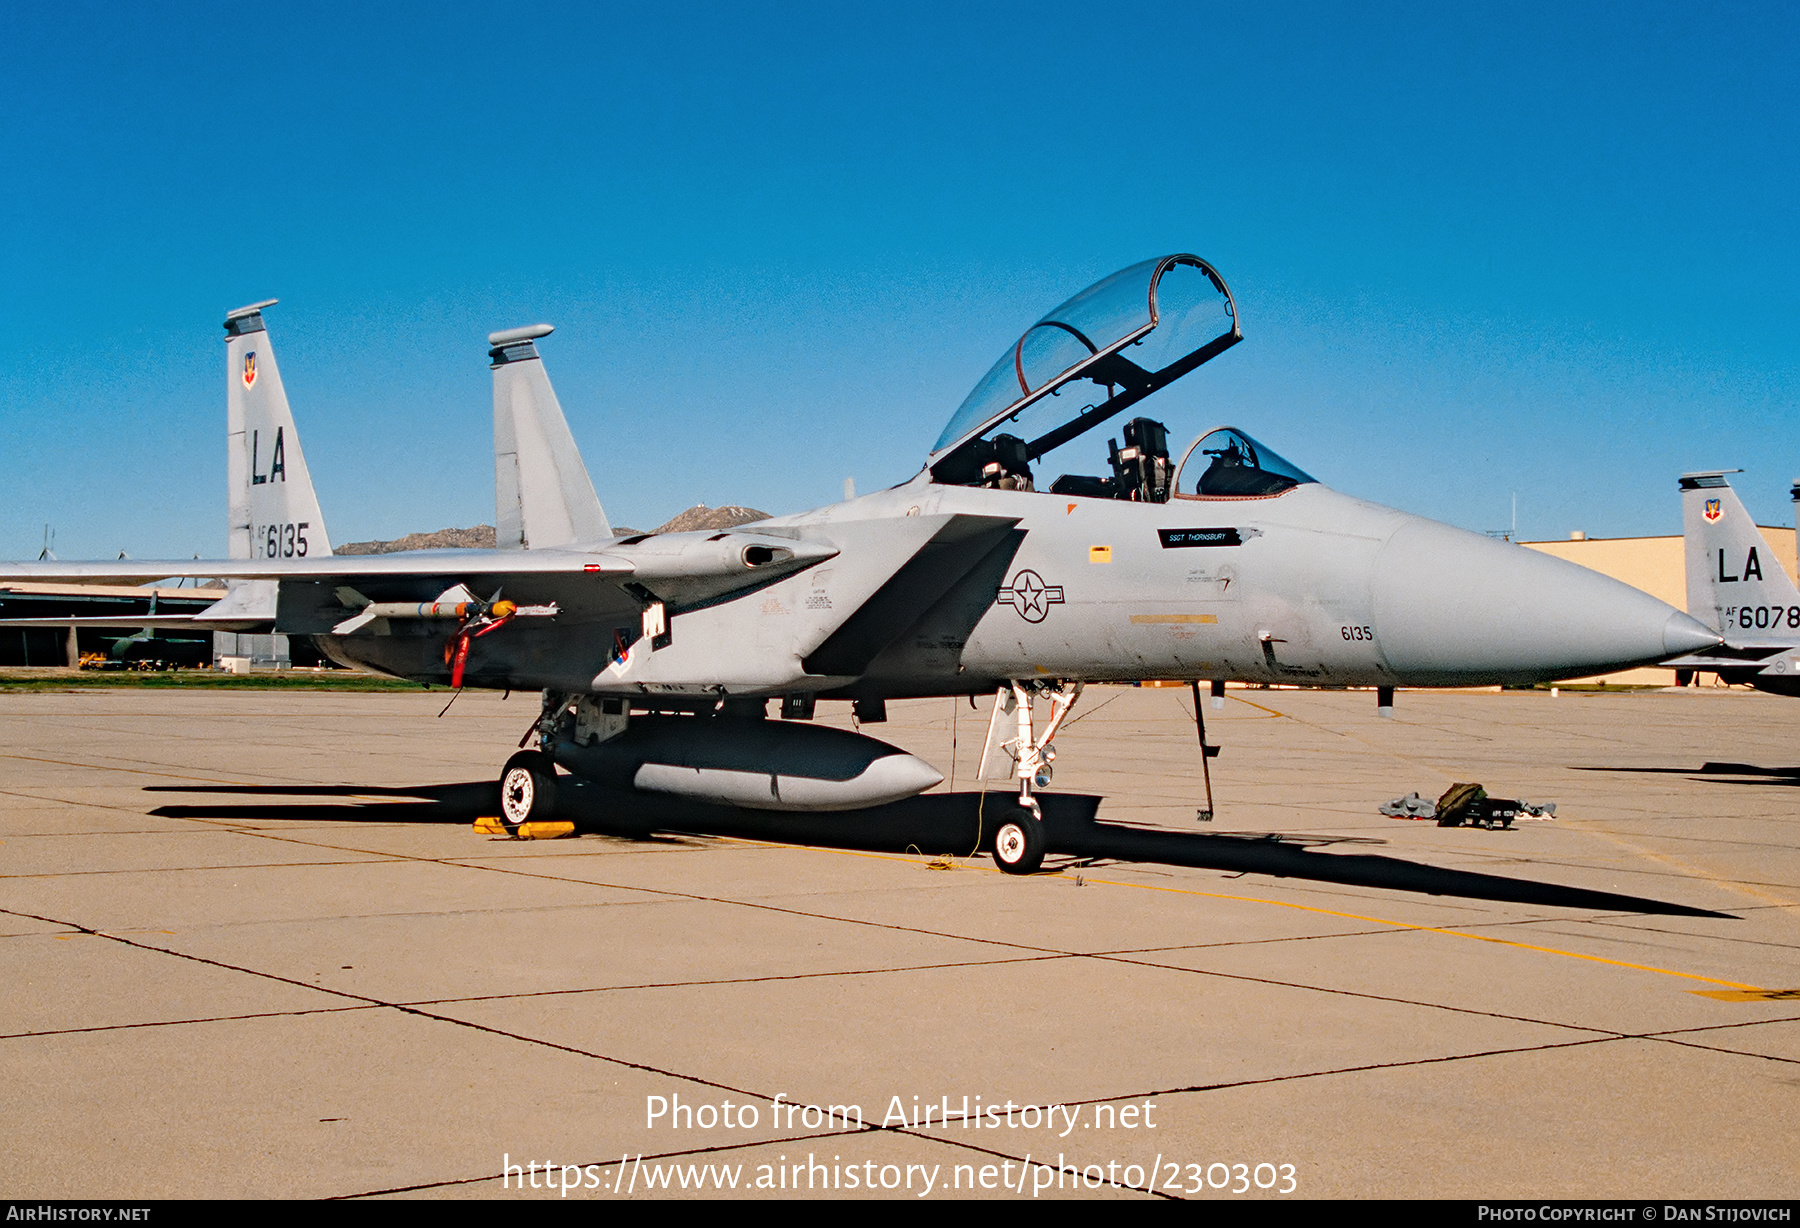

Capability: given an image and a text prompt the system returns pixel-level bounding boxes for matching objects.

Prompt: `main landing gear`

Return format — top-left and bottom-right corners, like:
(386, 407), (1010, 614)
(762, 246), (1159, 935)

(498, 750), (557, 832)
(493, 689), (574, 832)
(987, 680), (1082, 874)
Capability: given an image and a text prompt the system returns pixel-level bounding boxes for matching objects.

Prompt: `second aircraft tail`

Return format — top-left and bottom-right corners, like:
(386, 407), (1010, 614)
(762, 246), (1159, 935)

(489, 324), (611, 549)
(1681, 471), (1799, 641)
(224, 301), (334, 561)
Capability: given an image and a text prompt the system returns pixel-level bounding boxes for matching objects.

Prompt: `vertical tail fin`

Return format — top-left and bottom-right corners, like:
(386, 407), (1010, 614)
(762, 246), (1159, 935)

(224, 301), (333, 560)
(1681, 470), (1800, 637)
(489, 324), (610, 549)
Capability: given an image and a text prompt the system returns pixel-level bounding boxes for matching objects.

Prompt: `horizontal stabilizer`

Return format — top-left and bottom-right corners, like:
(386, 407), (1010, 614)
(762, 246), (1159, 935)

(0, 576), (277, 631)
(0, 615), (248, 631)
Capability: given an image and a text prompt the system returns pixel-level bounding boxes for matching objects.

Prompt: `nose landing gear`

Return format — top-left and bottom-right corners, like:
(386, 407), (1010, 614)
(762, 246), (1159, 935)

(987, 680), (1081, 874)
(992, 807), (1046, 874)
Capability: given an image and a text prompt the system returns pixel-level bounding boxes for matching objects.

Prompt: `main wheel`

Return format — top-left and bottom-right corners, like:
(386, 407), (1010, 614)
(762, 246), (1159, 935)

(991, 808), (1046, 875)
(498, 750), (558, 832)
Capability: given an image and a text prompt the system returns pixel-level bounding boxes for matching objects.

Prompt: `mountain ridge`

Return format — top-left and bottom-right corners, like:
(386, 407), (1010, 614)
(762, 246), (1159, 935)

(335, 505), (770, 555)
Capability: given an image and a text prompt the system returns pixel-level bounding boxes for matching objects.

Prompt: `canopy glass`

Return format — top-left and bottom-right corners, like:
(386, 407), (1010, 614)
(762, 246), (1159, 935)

(929, 254), (1240, 479)
(1172, 427), (1317, 498)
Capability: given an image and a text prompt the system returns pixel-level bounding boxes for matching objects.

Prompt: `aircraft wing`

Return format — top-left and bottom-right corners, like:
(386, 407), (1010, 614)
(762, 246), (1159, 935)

(0, 549), (629, 587)
(0, 534), (847, 586)
(592, 512), (1023, 696)
(1661, 644), (1791, 667)
(0, 532), (840, 629)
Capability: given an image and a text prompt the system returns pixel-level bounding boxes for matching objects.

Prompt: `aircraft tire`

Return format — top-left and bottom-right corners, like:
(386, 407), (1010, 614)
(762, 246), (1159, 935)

(498, 750), (558, 832)
(991, 809), (1045, 875)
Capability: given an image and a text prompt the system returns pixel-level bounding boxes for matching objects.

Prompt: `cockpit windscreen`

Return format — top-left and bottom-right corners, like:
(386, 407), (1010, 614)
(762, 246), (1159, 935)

(1174, 428), (1316, 498)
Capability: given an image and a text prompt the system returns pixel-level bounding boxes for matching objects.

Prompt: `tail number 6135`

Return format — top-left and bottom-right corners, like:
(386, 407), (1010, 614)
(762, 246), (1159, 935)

(257, 522), (310, 559)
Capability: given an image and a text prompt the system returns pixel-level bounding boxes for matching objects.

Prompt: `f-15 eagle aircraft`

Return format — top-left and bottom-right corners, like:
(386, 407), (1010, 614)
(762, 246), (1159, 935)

(1, 254), (1722, 872)
(1664, 470), (1800, 695)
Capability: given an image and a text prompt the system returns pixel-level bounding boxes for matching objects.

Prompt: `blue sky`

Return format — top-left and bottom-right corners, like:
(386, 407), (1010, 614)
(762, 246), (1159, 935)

(3, 2), (1797, 557)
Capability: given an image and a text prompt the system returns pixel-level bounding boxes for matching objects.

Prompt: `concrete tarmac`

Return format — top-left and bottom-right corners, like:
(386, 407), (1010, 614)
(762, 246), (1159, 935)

(1, 684), (1796, 1200)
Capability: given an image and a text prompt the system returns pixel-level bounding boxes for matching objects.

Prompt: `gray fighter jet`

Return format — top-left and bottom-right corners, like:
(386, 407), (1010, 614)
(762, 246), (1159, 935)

(1664, 470), (1800, 695)
(0, 255), (1722, 871)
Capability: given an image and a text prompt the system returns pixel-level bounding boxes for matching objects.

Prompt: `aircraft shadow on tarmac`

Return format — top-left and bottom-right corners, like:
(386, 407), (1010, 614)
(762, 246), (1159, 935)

(1576, 762), (1800, 786)
(145, 781), (1730, 919)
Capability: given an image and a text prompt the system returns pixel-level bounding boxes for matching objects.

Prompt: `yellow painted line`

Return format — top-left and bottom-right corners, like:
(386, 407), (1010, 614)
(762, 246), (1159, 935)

(568, 833), (1764, 995)
(711, 834), (993, 871)
(1079, 876), (1764, 992)
(1572, 827), (1798, 916)
(1224, 695), (1289, 718)
(1185, 694), (1794, 919)
(1129, 613), (1217, 624)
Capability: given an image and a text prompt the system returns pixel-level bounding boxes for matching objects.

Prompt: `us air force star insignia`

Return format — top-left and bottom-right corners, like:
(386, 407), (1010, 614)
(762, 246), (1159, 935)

(1704, 498), (1722, 523)
(997, 569), (1065, 622)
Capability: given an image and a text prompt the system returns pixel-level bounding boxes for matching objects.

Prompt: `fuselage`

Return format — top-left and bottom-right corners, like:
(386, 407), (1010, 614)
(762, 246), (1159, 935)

(763, 473), (1716, 696)
(315, 472), (1714, 698)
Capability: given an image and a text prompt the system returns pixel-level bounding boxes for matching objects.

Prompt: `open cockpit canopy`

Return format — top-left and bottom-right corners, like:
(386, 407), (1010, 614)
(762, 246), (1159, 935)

(928, 254), (1240, 486)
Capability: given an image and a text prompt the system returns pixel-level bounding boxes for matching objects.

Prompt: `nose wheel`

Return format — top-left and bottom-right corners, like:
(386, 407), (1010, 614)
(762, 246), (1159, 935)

(982, 680), (1081, 875)
(498, 750), (558, 833)
(991, 807), (1046, 874)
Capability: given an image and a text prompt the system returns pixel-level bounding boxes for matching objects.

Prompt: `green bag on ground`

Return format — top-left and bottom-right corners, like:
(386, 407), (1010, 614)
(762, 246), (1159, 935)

(1435, 782), (1487, 825)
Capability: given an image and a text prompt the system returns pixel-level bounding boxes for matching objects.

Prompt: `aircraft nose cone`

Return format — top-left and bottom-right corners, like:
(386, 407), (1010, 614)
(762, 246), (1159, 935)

(1663, 609), (1723, 656)
(1371, 518), (1715, 685)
